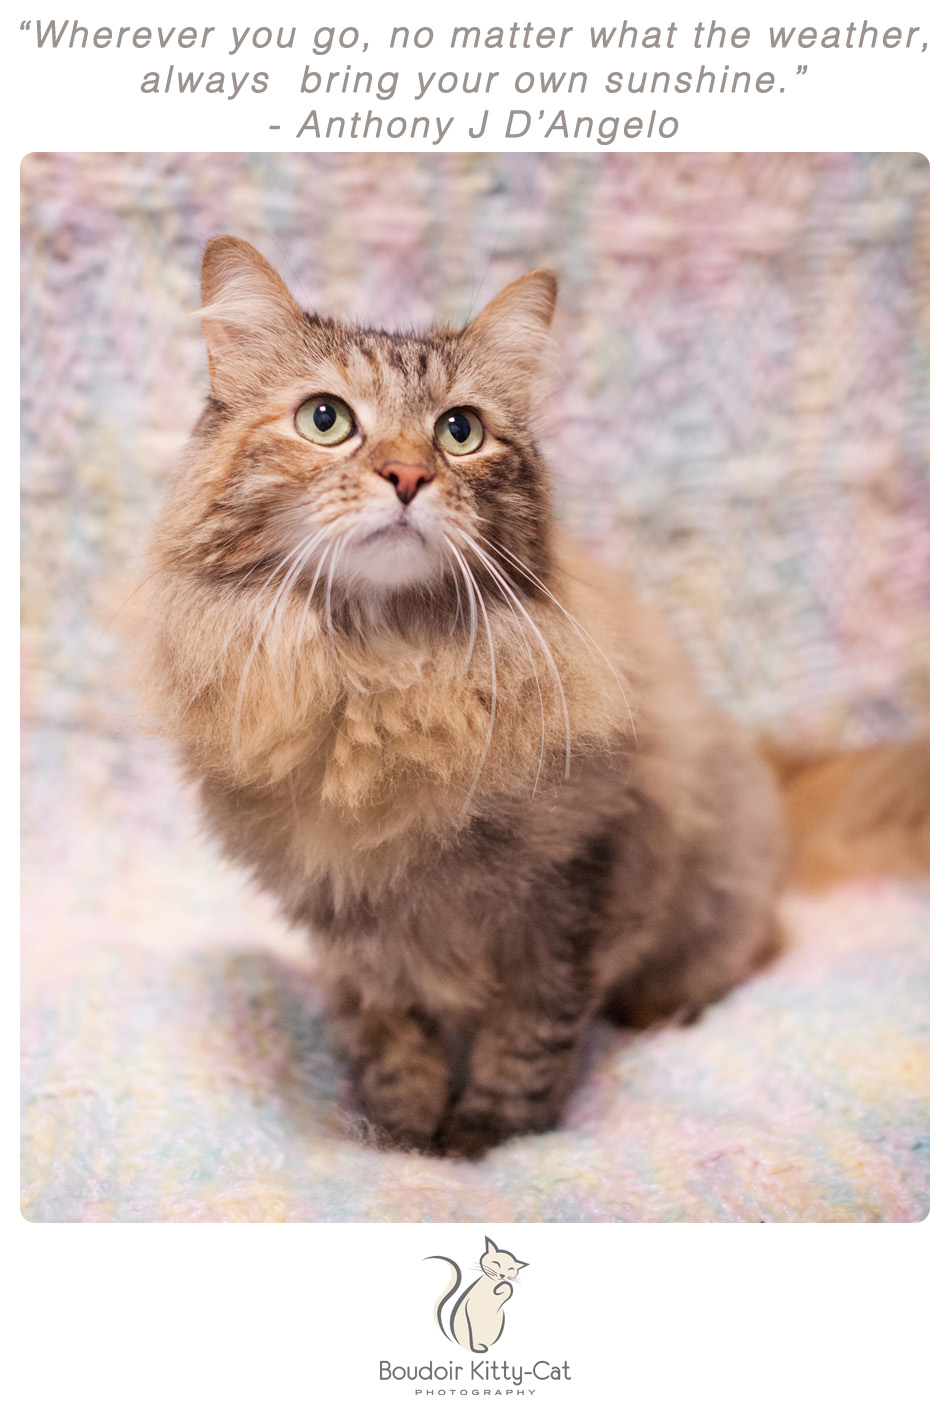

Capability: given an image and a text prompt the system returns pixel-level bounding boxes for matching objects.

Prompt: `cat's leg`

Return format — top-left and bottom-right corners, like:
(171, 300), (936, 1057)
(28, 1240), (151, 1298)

(604, 912), (782, 1028)
(330, 984), (451, 1149)
(603, 842), (780, 1033)
(436, 950), (594, 1158)
(606, 735), (785, 1028)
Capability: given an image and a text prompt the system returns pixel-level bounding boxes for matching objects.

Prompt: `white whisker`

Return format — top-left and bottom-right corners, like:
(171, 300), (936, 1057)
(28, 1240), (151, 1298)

(446, 555), (465, 637)
(458, 529), (571, 782)
(323, 529), (356, 668)
(450, 542), (479, 670)
(446, 540), (496, 812)
(451, 531), (547, 795)
(231, 531), (324, 748)
(290, 535), (336, 702)
(175, 545), (312, 724)
(486, 538), (637, 746)
(280, 532), (337, 825)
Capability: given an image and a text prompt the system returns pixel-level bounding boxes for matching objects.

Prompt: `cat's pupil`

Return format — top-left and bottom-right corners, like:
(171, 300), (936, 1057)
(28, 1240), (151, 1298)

(312, 403), (337, 433)
(447, 413), (471, 444)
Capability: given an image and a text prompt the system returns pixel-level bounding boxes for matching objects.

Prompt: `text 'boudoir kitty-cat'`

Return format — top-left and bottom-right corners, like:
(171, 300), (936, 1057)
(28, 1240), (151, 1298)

(379, 1359), (572, 1384)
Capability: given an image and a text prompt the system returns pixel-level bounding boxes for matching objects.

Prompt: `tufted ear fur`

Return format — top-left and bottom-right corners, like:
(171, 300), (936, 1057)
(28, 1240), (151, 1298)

(462, 270), (557, 386)
(199, 236), (308, 397)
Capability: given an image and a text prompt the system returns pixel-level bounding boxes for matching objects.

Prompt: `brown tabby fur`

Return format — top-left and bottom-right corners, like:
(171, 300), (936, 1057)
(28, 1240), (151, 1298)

(136, 237), (788, 1157)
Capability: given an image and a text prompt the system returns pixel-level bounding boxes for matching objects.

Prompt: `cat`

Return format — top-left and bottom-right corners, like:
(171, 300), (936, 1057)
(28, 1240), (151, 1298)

(428, 1238), (528, 1352)
(134, 236), (785, 1158)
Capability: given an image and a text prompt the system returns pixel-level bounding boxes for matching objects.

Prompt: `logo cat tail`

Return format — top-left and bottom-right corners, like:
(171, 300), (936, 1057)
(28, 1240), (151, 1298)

(426, 1256), (462, 1341)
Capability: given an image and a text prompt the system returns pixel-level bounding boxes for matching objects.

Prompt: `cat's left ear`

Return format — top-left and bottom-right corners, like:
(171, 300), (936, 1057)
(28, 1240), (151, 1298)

(462, 271), (557, 386)
(199, 236), (308, 399)
(515, 1260), (529, 1270)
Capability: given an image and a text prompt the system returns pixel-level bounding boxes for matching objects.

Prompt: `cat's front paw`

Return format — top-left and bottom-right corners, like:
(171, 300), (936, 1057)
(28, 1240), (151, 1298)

(367, 1121), (440, 1155)
(434, 1112), (517, 1160)
(356, 1087), (445, 1154)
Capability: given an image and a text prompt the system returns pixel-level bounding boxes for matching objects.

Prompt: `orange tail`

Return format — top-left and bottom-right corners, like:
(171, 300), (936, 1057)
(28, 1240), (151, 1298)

(767, 735), (930, 891)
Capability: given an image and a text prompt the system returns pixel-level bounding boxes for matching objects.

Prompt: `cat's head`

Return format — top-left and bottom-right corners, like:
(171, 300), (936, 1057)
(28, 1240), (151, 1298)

(480, 1236), (528, 1283)
(178, 237), (558, 606)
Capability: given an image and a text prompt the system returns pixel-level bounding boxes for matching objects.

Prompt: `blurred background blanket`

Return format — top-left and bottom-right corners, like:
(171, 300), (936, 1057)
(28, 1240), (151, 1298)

(21, 151), (929, 1221)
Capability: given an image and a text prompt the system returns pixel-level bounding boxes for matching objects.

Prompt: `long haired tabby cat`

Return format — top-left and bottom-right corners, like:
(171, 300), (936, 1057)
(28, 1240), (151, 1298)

(136, 237), (785, 1157)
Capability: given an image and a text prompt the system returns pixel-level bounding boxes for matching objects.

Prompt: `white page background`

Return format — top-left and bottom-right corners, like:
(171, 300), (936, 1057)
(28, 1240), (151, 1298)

(10, 4), (941, 1401)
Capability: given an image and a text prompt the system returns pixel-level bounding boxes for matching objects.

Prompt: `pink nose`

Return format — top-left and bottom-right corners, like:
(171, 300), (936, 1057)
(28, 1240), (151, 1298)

(375, 461), (434, 506)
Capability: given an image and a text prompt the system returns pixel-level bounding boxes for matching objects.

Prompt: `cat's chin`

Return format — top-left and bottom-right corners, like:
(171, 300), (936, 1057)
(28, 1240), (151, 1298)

(338, 525), (445, 593)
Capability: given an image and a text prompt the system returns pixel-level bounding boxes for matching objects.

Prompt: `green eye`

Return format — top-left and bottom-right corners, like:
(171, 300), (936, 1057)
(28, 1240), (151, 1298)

(435, 407), (484, 456)
(294, 395), (355, 447)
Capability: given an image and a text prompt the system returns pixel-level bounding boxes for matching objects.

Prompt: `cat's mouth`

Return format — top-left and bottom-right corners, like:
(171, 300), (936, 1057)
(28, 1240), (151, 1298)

(362, 519), (427, 546)
(339, 514), (444, 591)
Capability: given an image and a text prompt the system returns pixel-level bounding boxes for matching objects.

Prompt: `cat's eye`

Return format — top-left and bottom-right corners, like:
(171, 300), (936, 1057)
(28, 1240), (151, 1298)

(435, 407), (484, 457)
(294, 395), (355, 447)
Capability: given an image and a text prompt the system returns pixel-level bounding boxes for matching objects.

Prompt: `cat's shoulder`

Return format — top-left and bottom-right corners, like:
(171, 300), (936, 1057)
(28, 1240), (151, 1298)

(552, 530), (696, 682)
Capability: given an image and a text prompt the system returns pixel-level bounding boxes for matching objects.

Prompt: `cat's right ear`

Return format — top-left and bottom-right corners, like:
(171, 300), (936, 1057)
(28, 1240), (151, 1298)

(199, 237), (307, 398)
(462, 270), (558, 388)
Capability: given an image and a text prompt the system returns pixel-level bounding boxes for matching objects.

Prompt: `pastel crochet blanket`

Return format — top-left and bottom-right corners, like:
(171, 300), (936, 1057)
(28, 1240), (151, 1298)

(21, 753), (928, 1221)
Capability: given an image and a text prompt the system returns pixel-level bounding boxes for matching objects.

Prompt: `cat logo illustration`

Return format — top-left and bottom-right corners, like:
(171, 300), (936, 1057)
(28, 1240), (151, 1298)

(427, 1237), (529, 1353)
